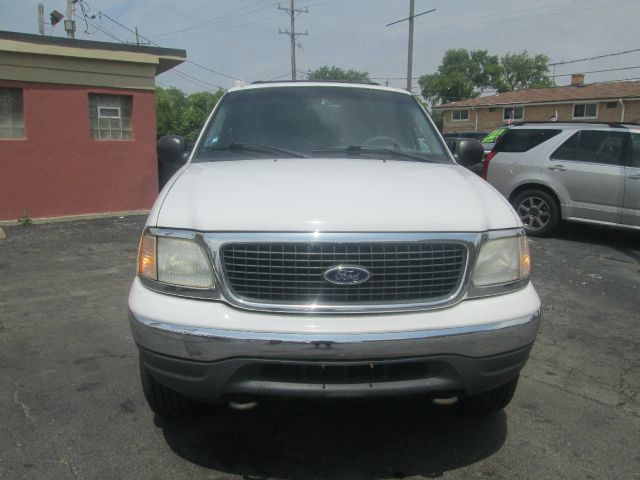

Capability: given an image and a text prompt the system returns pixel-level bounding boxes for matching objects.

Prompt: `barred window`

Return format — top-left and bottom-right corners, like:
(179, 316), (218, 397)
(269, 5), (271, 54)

(0, 88), (25, 139)
(89, 94), (132, 140)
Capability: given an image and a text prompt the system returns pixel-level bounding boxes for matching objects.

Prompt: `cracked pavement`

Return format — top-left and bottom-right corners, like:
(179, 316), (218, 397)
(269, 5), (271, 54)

(0, 217), (639, 479)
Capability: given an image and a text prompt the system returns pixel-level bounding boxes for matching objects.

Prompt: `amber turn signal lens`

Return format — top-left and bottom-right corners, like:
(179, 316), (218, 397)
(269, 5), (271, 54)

(138, 234), (157, 280)
(520, 236), (531, 278)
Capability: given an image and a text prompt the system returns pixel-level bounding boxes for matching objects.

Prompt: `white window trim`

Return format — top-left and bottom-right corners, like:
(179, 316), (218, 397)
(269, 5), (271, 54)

(98, 106), (122, 119)
(451, 109), (470, 122)
(503, 106), (524, 121)
(89, 93), (132, 141)
(572, 102), (598, 120)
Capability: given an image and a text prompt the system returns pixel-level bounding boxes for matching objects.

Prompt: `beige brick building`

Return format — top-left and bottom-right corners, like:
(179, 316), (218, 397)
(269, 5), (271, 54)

(435, 75), (640, 134)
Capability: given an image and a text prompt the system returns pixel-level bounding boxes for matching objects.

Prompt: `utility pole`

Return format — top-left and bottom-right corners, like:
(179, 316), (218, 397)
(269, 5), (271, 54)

(132, 26), (151, 46)
(124, 26), (150, 46)
(278, 0), (308, 81)
(406, 0), (415, 92)
(64, 0), (76, 39)
(37, 3), (45, 35)
(386, 3), (436, 92)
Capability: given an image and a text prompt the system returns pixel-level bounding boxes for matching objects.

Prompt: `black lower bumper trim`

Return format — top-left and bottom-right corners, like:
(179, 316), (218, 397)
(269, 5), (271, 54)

(138, 344), (534, 402)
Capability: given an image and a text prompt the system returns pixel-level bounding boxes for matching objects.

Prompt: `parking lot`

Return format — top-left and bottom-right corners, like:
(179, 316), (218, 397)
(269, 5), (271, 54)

(1, 216), (639, 480)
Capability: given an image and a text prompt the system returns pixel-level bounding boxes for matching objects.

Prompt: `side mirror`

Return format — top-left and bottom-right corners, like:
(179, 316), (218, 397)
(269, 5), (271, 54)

(157, 135), (188, 166)
(453, 138), (484, 166)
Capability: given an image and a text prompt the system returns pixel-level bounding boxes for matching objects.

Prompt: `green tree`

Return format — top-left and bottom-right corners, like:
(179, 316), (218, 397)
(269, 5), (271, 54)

(418, 49), (500, 105)
(419, 69), (477, 106)
(469, 50), (503, 90)
(180, 90), (225, 141)
(497, 51), (553, 92)
(307, 65), (370, 82)
(418, 49), (552, 104)
(428, 108), (443, 132)
(155, 87), (187, 137)
(155, 87), (225, 141)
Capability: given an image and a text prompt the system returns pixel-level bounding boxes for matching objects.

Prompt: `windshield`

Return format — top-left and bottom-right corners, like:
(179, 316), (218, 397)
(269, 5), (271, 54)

(192, 86), (448, 163)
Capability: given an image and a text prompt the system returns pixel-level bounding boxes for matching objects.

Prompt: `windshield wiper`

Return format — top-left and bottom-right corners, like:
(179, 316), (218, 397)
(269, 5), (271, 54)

(202, 142), (307, 158)
(311, 145), (429, 162)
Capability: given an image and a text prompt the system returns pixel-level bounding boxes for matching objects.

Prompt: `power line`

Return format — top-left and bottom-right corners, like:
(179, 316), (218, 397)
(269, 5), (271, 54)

(95, 9), (241, 82)
(269, 71), (295, 81)
(431, 0), (575, 21)
(76, 0), (98, 35)
(372, 65), (640, 82)
(150, 0), (340, 41)
(82, 16), (126, 43)
(154, 12), (283, 41)
(185, 59), (239, 81)
(77, 2), (227, 90)
(434, 0), (591, 26)
(386, 7), (437, 27)
(304, 0), (343, 8)
(420, 0), (636, 33)
(151, 1), (278, 38)
(600, 76), (640, 83)
(309, 0), (571, 37)
(427, 74), (640, 104)
(169, 70), (224, 91)
(550, 48), (640, 66)
(552, 65), (640, 77)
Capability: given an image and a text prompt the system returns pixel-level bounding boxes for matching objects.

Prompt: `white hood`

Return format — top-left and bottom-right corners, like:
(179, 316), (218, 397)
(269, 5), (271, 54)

(151, 158), (518, 232)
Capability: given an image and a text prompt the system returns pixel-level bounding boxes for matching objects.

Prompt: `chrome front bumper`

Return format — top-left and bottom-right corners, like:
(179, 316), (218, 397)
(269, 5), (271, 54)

(131, 310), (540, 401)
(129, 309), (541, 362)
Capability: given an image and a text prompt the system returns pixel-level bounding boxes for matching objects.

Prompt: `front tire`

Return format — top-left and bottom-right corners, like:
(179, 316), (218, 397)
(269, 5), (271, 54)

(512, 189), (560, 236)
(460, 375), (519, 414)
(139, 357), (195, 417)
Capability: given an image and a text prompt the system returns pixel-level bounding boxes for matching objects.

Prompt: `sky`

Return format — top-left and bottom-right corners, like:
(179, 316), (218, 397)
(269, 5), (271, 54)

(2, 0), (640, 95)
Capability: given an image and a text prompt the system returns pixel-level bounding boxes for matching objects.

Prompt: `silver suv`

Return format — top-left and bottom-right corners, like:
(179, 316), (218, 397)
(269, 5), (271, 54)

(483, 122), (640, 236)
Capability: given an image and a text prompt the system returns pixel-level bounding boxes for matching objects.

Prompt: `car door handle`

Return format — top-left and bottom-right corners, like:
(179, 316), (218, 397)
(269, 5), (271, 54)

(548, 165), (566, 172)
(629, 173), (640, 180)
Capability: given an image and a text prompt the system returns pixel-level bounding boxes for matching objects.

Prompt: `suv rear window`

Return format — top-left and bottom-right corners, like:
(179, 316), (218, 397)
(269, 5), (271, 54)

(494, 129), (561, 153)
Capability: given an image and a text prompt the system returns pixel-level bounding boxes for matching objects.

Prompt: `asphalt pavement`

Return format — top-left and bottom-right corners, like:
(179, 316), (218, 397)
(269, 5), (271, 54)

(1, 216), (639, 480)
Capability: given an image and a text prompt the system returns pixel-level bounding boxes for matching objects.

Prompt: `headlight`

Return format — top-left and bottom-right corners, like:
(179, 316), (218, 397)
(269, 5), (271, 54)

(138, 233), (214, 289)
(472, 235), (530, 287)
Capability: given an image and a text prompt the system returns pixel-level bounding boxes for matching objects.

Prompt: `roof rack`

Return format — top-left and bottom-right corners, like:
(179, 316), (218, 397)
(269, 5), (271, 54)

(251, 79), (381, 86)
(513, 120), (640, 128)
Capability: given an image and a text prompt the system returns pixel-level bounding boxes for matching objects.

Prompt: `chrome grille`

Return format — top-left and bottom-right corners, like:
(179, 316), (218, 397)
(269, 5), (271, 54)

(220, 242), (467, 304)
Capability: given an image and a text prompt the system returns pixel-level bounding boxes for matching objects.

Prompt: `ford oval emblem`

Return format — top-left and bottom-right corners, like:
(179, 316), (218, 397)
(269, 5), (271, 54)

(323, 265), (371, 285)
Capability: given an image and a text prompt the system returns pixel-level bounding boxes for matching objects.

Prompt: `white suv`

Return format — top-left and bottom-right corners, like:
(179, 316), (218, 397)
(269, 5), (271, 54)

(483, 122), (640, 236)
(128, 82), (540, 417)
